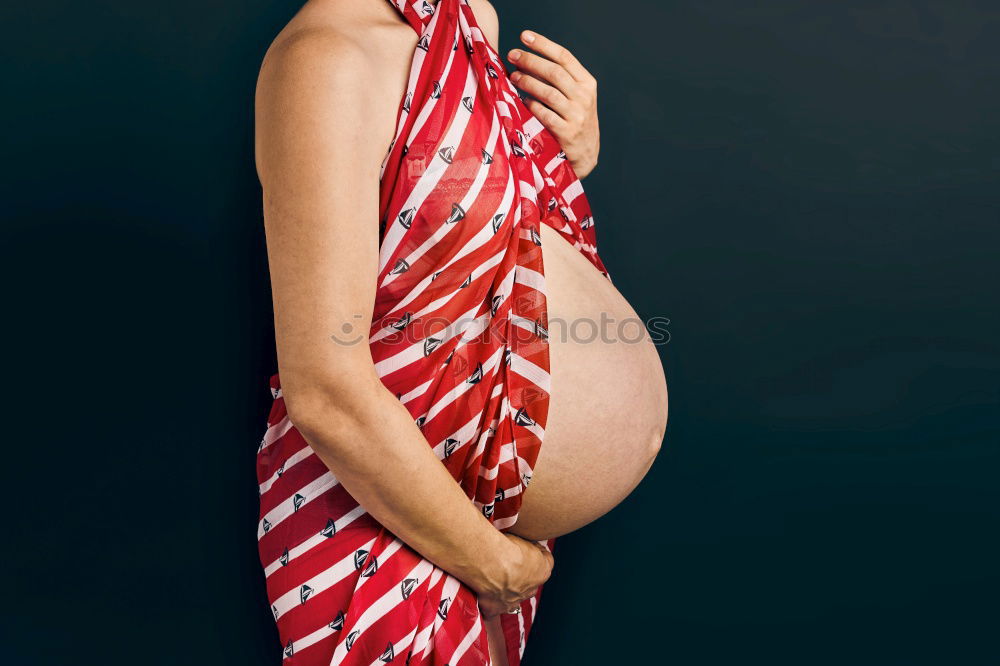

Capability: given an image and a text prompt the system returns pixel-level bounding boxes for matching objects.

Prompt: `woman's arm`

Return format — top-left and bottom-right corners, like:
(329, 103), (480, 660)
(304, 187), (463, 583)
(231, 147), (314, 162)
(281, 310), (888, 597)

(254, 30), (551, 616)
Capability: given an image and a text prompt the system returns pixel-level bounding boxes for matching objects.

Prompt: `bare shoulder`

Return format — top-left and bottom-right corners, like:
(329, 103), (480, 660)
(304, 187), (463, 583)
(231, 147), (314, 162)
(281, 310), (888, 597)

(257, 29), (367, 105)
(256, 0), (413, 100)
(469, 0), (500, 51)
(254, 0), (417, 178)
(253, 0), (502, 178)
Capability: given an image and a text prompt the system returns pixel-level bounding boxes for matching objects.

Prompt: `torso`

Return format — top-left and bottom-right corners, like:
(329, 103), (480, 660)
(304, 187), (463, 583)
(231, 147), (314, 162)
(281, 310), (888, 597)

(274, 0), (667, 542)
(513, 223), (668, 540)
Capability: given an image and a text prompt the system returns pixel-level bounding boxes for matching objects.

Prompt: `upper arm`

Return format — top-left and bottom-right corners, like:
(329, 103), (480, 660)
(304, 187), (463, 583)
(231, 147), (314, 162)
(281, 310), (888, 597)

(255, 30), (394, 404)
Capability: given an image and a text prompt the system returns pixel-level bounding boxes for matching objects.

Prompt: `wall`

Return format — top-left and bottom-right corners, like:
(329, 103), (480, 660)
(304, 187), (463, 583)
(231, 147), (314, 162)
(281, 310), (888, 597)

(2, 1), (997, 663)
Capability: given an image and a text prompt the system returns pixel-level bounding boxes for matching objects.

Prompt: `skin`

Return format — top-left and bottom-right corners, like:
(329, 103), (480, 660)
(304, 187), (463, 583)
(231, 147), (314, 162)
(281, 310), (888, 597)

(255, 1), (666, 663)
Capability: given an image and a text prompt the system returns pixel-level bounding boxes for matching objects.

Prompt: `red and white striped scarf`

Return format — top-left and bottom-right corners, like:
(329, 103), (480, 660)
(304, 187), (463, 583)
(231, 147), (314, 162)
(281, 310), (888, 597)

(257, 0), (608, 663)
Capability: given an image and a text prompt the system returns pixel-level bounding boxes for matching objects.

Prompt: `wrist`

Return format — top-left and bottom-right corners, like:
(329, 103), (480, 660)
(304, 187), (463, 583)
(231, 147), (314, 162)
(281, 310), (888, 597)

(459, 529), (519, 596)
(572, 158), (597, 180)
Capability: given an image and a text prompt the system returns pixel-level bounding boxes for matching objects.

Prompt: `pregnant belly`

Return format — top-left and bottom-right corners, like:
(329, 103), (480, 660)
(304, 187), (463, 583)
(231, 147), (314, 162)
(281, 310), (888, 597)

(511, 223), (669, 541)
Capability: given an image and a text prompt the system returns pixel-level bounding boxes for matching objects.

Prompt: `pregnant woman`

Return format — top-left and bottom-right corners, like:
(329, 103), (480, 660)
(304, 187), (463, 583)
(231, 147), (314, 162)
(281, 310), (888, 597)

(254, 0), (668, 664)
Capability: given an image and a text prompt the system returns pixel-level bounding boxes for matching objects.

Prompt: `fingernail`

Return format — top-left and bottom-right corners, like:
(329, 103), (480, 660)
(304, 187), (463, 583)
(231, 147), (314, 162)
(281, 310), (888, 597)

(508, 49), (521, 61)
(522, 31), (536, 44)
(510, 71), (521, 82)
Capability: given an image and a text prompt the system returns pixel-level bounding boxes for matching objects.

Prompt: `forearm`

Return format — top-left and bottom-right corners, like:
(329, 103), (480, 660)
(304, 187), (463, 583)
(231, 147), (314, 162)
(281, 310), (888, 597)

(288, 373), (516, 594)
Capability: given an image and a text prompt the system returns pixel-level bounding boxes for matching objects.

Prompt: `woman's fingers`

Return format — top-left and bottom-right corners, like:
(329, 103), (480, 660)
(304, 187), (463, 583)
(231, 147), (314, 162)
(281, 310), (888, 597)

(519, 30), (592, 85)
(510, 71), (572, 120)
(507, 31), (597, 114)
(507, 48), (577, 98)
(506, 30), (601, 179)
(525, 98), (566, 133)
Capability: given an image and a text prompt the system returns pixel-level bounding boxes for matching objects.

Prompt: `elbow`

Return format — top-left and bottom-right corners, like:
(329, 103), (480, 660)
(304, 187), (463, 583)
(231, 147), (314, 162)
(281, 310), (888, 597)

(282, 387), (334, 447)
(282, 372), (384, 451)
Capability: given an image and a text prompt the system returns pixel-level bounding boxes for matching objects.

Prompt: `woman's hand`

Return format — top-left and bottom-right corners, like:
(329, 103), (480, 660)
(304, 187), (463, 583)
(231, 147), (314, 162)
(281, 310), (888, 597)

(507, 30), (600, 180)
(473, 533), (554, 619)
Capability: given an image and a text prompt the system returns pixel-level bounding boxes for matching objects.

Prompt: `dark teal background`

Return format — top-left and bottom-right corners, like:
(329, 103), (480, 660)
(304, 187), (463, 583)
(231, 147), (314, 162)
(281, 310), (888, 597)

(2, 1), (998, 664)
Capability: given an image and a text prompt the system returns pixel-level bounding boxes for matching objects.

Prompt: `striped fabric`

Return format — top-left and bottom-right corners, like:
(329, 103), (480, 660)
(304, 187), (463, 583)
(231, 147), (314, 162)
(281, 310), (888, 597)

(256, 0), (609, 663)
